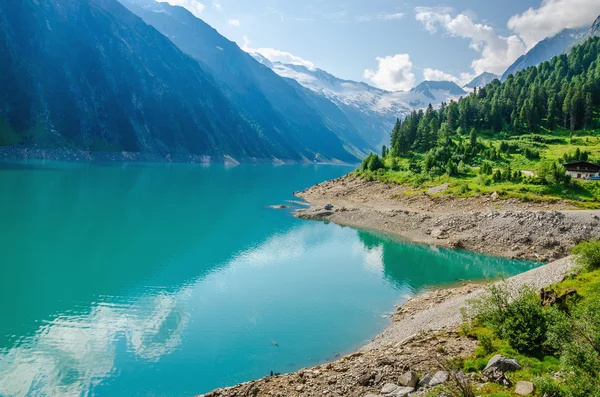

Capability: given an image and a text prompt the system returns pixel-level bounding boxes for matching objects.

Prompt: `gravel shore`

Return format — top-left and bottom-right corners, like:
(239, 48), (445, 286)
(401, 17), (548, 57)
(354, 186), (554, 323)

(296, 174), (600, 261)
(365, 256), (575, 350)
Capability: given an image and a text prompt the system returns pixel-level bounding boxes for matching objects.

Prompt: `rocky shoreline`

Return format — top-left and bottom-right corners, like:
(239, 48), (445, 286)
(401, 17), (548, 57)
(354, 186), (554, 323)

(0, 146), (352, 165)
(295, 174), (600, 261)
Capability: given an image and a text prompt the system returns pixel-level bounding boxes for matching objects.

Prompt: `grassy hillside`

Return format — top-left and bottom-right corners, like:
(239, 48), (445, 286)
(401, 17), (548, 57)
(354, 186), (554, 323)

(357, 37), (600, 208)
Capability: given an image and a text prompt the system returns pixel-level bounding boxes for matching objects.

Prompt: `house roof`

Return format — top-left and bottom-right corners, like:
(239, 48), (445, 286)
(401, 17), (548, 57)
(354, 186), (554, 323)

(563, 161), (600, 170)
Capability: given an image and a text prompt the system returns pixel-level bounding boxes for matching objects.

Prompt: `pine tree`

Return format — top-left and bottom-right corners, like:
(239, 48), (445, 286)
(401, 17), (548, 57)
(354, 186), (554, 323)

(584, 92), (594, 130)
(547, 95), (559, 130)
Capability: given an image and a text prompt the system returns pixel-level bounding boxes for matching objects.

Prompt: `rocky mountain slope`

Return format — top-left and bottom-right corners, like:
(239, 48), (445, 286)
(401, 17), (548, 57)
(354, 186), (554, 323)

(501, 27), (587, 81)
(0, 0), (360, 162)
(120, 0), (369, 159)
(464, 72), (500, 89)
(257, 60), (468, 149)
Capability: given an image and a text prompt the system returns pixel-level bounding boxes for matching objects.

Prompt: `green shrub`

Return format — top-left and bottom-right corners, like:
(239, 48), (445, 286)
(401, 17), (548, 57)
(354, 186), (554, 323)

(474, 285), (549, 355)
(572, 239), (600, 271)
(533, 375), (562, 397)
(557, 296), (600, 397)
(477, 333), (495, 356)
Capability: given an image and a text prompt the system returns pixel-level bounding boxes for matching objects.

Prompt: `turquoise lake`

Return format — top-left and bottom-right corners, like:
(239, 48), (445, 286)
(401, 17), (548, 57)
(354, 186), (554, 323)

(0, 161), (539, 397)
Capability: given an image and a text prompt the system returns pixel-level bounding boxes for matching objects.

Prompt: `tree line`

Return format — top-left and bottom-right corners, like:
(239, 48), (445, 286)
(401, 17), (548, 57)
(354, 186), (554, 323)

(389, 36), (600, 159)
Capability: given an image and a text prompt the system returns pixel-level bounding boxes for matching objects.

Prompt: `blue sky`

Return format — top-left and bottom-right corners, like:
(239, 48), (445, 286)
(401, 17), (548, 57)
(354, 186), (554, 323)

(163, 0), (600, 90)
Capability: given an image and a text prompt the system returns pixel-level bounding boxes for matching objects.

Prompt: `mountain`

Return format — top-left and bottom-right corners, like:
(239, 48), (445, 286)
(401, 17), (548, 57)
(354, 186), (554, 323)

(410, 80), (466, 100)
(0, 0), (361, 163)
(501, 27), (588, 81)
(253, 61), (468, 149)
(464, 72), (500, 89)
(254, 60), (410, 149)
(119, 0), (368, 159)
(574, 15), (600, 46)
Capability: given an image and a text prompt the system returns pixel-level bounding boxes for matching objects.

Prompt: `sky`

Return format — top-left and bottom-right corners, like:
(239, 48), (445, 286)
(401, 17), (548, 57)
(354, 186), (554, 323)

(161, 0), (600, 91)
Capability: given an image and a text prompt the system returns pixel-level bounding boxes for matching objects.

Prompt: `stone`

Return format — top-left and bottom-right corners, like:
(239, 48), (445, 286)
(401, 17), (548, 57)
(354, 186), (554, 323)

(515, 381), (535, 395)
(374, 372), (383, 384)
(428, 371), (449, 387)
(295, 385), (304, 392)
(491, 192), (499, 201)
(482, 367), (512, 387)
(358, 371), (377, 386)
(431, 228), (446, 239)
(380, 383), (399, 394)
(418, 374), (432, 388)
(484, 354), (522, 373)
(398, 371), (419, 388)
(364, 394), (381, 397)
(389, 387), (415, 397)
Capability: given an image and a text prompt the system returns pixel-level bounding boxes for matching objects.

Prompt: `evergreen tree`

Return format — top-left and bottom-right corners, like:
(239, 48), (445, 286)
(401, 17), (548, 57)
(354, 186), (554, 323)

(585, 92), (594, 130)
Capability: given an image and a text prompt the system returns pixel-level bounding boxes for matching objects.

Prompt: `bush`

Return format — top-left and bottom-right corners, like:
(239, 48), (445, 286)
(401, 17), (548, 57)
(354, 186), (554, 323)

(572, 239), (600, 271)
(533, 375), (562, 397)
(474, 285), (549, 355)
(555, 296), (600, 397)
(477, 333), (495, 356)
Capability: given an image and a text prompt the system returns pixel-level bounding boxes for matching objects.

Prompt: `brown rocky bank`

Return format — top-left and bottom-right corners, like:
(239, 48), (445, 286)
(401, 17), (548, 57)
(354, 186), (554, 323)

(295, 174), (600, 261)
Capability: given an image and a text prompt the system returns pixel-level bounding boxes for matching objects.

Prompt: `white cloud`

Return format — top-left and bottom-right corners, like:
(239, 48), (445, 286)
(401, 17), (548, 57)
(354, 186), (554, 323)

(357, 12), (405, 22)
(364, 54), (416, 92)
(228, 18), (240, 26)
(213, 2), (221, 11)
(241, 36), (315, 69)
(159, 0), (205, 18)
(423, 68), (475, 86)
(415, 7), (527, 75)
(508, 0), (600, 48)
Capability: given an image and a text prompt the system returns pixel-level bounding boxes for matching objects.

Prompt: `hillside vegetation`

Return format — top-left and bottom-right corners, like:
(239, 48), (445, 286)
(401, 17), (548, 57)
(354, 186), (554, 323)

(358, 37), (600, 207)
(446, 241), (600, 397)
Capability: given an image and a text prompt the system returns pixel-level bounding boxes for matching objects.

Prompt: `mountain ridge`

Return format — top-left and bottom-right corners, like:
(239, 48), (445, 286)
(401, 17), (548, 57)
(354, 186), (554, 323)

(464, 72), (500, 89)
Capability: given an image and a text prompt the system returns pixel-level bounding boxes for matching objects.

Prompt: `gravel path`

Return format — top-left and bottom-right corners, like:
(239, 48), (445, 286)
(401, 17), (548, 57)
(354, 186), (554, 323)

(364, 256), (575, 350)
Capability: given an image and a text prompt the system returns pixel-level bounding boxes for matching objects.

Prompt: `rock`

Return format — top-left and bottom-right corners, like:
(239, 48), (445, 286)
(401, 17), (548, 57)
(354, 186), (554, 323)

(491, 192), (499, 201)
(269, 205), (289, 210)
(364, 394), (381, 397)
(381, 384), (399, 394)
(374, 372), (383, 384)
(515, 381), (535, 395)
(389, 387), (414, 396)
(398, 371), (419, 388)
(428, 371), (449, 387)
(358, 371), (377, 386)
(482, 367), (512, 387)
(418, 374), (432, 388)
(431, 228), (446, 239)
(484, 354), (522, 373)
(295, 385), (304, 392)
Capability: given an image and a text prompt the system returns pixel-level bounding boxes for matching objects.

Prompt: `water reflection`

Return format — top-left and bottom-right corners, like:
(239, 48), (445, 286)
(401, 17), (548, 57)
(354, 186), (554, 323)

(0, 162), (537, 397)
(0, 288), (192, 397)
(0, 221), (537, 397)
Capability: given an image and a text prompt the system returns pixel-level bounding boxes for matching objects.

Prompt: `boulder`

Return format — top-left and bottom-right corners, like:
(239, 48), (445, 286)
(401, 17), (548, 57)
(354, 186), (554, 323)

(428, 371), (449, 387)
(484, 354), (522, 373)
(482, 367), (512, 387)
(380, 384), (414, 397)
(515, 381), (535, 395)
(491, 192), (499, 201)
(390, 387), (415, 397)
(418, 374), (432, 388)
(358, 371), (377, 386)
(398, 371), (419, 388)
(381, 383), (399, 394)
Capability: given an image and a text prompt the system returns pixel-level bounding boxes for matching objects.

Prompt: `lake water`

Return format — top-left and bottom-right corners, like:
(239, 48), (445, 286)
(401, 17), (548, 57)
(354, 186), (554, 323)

(0, 161), (538, 397)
